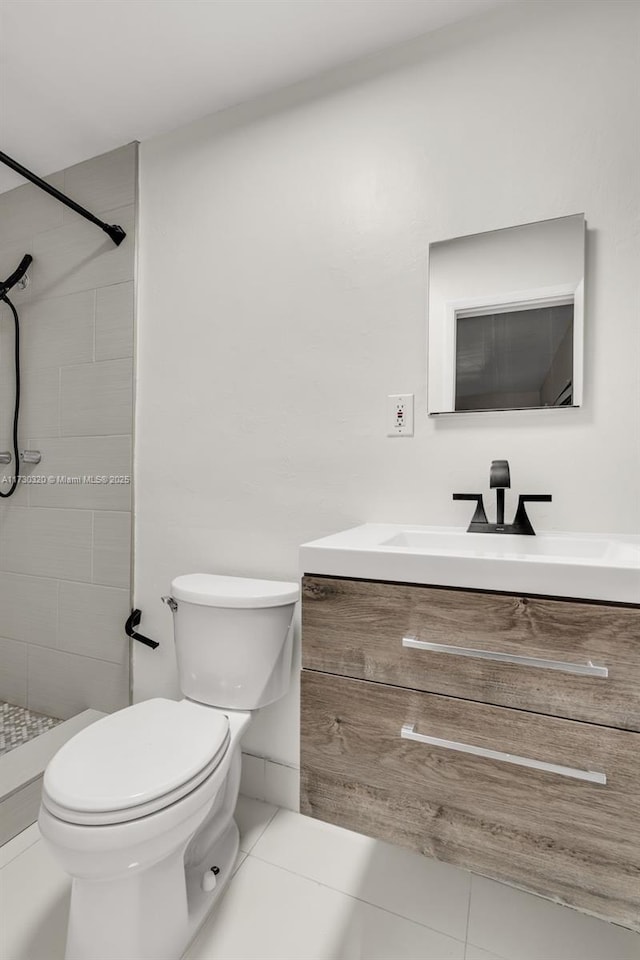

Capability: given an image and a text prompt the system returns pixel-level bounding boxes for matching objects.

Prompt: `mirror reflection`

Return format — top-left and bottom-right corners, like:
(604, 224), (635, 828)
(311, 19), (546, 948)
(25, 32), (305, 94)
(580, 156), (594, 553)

(455, 302), (574, 411)
(427, 214), (585, 414)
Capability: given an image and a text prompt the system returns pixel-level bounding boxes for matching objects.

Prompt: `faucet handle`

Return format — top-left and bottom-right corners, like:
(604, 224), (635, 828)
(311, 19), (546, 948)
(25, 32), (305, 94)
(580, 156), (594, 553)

(453, 493), (488, 529)
(490, 459), (511, 489)
(512, 494), (553, 536)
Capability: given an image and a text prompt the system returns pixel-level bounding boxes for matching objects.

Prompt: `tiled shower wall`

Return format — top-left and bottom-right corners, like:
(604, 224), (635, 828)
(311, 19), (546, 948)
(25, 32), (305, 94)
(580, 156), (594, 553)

(0, 143), (136, 719)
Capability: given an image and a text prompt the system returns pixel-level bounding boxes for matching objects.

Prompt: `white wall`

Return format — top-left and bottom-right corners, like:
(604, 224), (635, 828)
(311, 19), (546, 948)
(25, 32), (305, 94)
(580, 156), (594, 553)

(135, 1), (640, 767)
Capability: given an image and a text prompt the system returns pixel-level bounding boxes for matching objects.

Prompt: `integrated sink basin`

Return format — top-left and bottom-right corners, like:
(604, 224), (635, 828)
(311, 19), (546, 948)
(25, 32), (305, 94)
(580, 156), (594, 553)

(300, 524), (640, 603)
(382, 529), (640, 563)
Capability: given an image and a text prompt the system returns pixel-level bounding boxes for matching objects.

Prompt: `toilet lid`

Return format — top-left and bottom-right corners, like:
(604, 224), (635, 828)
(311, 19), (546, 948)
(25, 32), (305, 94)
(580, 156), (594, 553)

(171, 573), (299, 608)
(43, 698), (229, 815)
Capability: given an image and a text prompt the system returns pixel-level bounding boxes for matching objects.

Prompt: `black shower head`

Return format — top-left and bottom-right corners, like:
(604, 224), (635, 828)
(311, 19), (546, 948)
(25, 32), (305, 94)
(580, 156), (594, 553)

(0, 254), (32, 299)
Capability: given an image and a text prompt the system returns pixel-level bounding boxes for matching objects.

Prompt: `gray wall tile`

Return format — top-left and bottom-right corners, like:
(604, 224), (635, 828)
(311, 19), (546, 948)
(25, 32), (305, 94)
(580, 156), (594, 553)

(0, 507), (92, 581)
(0, 307), (61, 435)
(63, 143), (137, 217)
(0, 458), (29, 505)
(0, 638), (28, 706)
(93, 511), (131, 588)
(32, 203), (135, 300)
(95, 281), (134, 360)
(0, 364), (60, 439)
(59, 582), (129, 663)
(20, 290), (95, 369)
(0, 173), (65, 246)
(0, 573), (58, 646)
(60, 358), (133, 437)
(27, 646), (129, 718)
(27, 436), (131, 511)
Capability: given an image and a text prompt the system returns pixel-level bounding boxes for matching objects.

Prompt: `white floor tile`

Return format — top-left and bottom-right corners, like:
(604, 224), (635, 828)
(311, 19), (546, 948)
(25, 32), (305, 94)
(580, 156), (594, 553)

(185, 855), (464, 960)
(251, 809), (471, 941)
(0, 839), (69, 960)
(467, 876), (640, 960)
(4, 808), (634, 960)
(235, 796), (278, 852)
(354, 901), (465, 960)
(0, 822), (40, 869)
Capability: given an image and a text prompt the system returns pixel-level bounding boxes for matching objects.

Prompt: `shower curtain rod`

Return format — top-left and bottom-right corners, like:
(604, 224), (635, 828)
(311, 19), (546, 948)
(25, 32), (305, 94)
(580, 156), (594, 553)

(0, 150), (126, 246)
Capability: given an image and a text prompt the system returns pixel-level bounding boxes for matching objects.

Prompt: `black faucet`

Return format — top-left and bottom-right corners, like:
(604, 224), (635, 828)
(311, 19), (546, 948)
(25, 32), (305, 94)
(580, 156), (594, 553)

(453, 460), (552, 535)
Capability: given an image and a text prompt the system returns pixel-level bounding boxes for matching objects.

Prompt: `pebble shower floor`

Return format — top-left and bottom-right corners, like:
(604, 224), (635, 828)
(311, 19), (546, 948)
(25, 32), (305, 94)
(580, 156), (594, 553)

(0, 702), (62, 757)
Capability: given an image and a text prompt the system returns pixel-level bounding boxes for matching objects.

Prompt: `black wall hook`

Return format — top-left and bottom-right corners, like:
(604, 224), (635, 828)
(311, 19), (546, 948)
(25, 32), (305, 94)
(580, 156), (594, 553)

(125, 609), (159, 650)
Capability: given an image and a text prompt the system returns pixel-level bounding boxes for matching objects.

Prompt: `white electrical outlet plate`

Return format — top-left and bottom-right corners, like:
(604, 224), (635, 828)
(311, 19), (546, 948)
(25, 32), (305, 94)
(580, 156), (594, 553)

(387, 394), (414, 436)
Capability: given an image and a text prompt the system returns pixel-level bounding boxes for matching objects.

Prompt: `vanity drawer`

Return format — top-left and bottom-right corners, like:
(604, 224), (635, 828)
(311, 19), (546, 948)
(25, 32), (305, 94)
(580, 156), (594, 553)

(300, 670), (640, 930)
(302, 576), (640, 731)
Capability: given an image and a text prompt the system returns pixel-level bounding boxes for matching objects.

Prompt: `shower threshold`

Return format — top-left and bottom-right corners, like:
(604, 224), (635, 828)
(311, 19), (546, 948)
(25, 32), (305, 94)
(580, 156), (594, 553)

(0, 707), (105, 845)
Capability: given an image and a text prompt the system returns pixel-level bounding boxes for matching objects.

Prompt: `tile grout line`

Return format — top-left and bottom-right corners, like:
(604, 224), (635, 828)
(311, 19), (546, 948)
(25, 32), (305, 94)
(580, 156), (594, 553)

(238, 803), (280, 855)
(245, 848), (467, 947)
(92, 288), (97, 363)
(57, 364), (62, 438)
(463, 871), (473, 957)
(0, 567), (122, 587)
(90, 509), (95, 584)
(0, 828), (41, 872)
(3, 432), (133, 441)
(25, 625), (31, 709)
(55, 577), (61, 654)
(10, 504), (130, 514)
(4, 633), (127, 666)
(11, 277), (134, 303)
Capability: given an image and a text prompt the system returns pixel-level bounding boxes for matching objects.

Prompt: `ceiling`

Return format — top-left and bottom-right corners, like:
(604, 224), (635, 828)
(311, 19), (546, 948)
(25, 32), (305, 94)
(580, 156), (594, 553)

(0, 0), (507, 194)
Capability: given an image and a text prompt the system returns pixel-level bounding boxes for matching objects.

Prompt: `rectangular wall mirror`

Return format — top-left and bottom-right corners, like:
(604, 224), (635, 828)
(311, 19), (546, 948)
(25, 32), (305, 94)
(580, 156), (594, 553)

(427, 214), (585, 415)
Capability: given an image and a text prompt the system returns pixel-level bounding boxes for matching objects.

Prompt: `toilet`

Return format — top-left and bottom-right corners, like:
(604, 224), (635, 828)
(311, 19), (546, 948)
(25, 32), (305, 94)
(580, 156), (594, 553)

(39, 574), (299, 960)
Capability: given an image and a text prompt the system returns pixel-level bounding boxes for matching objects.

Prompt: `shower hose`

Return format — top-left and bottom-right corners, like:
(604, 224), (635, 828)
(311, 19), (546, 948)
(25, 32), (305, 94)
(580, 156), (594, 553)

(0, 295), (21, 498)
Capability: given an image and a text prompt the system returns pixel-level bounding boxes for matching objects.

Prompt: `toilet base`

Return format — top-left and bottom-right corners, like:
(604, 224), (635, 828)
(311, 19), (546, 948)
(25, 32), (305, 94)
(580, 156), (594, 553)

(64, 818), (239, 960)
(184, 819), (240, 951)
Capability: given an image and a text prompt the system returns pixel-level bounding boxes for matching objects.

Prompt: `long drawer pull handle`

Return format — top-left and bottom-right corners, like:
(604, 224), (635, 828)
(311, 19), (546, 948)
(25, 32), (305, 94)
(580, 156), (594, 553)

(402, 636), (608, 678)
(400, 724), (606, 784)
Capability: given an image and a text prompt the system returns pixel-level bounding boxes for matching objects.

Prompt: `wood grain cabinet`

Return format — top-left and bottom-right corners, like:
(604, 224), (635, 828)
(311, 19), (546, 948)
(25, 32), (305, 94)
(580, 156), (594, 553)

(300, 575), (640, 930)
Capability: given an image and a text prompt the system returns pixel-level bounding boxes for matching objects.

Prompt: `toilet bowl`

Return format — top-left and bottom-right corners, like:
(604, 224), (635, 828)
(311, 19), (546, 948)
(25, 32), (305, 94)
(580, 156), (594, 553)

(39, 574), (298, 960)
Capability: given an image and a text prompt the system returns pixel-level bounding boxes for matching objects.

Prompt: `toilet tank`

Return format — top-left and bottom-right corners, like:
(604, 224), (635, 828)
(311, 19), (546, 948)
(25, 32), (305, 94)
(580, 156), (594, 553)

(169, 574), (299, 710)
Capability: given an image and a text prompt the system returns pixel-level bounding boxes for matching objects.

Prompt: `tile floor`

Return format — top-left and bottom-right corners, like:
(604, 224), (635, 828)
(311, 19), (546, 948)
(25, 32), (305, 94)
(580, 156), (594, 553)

(1, 798), (639, 960)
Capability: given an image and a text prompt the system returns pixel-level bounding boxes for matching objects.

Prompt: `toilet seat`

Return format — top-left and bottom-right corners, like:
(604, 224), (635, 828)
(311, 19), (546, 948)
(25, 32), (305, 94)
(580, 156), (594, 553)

(43, 698), (230, 826)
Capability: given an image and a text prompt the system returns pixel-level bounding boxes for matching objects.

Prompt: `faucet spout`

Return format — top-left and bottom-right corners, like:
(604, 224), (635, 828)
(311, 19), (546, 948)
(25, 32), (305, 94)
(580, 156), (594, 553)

(490, 459), (511, 527)
(490, 459), (511, 490)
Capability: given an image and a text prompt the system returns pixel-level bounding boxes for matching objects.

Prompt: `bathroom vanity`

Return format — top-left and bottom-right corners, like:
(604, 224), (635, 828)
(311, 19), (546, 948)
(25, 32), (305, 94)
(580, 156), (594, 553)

(299, 525), (640, 931)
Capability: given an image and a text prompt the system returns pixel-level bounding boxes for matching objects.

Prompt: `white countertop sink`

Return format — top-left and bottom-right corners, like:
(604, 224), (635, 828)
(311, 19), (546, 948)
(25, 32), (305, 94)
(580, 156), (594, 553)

(300, 524), (640, 604)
